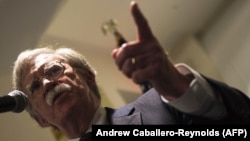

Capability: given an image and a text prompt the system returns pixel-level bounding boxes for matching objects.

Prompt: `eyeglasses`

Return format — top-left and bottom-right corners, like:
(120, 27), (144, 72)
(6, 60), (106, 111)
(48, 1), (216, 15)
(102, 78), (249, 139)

(27, 61), (65, 97)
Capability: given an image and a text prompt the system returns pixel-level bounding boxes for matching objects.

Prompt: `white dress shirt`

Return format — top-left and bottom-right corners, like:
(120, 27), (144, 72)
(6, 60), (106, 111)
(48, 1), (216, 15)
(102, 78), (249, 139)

(165, 63), (226, 119)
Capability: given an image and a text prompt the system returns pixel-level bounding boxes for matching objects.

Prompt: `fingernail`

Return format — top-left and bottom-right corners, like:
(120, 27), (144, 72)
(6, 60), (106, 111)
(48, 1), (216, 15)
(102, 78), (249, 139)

(131, 1), (137, 6)
(121, 43), (127, 48)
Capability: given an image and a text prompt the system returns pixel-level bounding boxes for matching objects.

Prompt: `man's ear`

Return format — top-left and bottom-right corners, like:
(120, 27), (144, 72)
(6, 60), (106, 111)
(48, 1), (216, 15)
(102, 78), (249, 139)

(34, 115), (51, 127)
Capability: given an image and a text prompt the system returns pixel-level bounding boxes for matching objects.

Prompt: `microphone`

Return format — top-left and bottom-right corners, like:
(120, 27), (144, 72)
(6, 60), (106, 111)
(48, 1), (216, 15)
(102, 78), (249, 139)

(0, 90), (28, 113)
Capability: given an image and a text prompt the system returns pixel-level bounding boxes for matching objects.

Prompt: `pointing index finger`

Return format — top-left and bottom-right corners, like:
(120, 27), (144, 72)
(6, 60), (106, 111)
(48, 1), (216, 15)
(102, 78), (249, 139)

(130, 1), (154, 41)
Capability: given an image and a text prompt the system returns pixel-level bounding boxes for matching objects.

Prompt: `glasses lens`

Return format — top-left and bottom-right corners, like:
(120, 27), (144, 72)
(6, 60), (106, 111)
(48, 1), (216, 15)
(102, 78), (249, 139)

(44, 62), (64, 79)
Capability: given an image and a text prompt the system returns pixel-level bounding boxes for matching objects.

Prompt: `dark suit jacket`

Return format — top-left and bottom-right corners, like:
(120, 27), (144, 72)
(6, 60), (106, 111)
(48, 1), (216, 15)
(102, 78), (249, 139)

(105, 76), (250, 124)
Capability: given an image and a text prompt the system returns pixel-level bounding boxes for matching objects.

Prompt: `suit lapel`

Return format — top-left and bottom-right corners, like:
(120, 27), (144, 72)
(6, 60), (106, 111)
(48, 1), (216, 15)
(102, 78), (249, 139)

(105, 106), (143, 124)
(111, 112), (142, 124)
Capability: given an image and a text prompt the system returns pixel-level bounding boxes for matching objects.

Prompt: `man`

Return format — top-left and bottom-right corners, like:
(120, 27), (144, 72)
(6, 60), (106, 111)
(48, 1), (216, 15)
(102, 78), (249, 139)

(12, 1), (250, 141)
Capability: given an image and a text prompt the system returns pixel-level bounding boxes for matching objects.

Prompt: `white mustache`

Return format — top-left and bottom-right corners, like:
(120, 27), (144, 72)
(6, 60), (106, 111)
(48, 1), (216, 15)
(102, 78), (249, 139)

(46, 83), (71, 106)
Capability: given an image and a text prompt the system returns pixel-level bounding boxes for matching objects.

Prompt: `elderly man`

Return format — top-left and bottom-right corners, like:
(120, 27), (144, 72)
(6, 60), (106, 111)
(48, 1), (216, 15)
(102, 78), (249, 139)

(11, 1), (250, 141)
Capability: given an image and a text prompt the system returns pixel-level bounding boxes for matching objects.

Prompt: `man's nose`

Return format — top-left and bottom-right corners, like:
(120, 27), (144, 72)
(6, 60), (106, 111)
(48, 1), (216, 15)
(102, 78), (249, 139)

(42, 78), (53, 84)
(41, 78), (57, 95)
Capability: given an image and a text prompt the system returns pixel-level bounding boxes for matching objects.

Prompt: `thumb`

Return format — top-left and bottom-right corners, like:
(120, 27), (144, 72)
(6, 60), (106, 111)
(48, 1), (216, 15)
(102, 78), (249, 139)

(130, 1), (154, 41)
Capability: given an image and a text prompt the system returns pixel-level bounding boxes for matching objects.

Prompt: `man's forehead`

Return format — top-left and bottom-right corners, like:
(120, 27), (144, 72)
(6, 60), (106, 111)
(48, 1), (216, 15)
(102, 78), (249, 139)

(34, 54), (63, 67)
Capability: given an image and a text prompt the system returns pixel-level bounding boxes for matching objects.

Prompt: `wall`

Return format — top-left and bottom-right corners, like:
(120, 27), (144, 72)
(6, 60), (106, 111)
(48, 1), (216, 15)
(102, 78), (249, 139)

(200, 0), (250, 96)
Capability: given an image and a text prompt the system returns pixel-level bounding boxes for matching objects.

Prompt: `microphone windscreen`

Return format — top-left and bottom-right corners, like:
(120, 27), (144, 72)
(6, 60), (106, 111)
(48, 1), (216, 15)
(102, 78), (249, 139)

(8, 90), (28, 113)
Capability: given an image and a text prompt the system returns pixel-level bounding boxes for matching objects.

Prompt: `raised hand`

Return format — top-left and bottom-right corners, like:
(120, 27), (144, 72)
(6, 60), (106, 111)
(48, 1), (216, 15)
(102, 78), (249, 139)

(112, 1), (193, 100)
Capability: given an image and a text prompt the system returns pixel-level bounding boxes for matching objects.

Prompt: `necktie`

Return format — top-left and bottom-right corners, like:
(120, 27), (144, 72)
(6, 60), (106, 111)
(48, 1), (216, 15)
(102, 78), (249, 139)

(79, 132), (92, 141)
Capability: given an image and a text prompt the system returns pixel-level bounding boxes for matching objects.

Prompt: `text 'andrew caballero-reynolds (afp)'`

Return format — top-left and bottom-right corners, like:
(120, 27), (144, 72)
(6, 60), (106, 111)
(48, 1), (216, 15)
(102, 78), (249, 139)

(92, 125), (248, 139)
